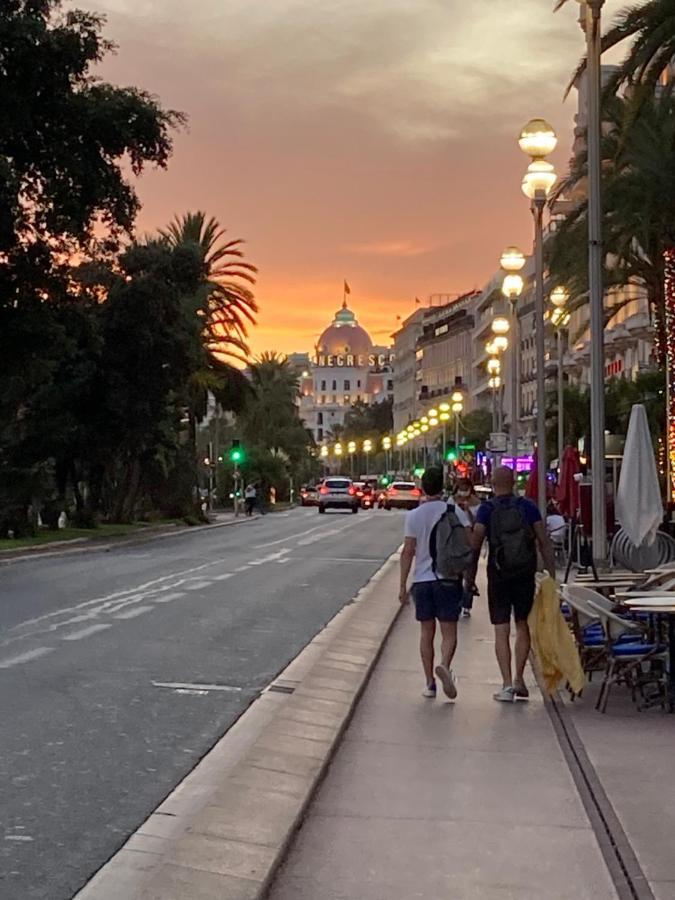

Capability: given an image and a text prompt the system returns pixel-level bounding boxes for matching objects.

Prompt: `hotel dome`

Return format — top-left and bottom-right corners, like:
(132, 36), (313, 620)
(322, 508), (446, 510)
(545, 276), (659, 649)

(316, 301), (373, 358)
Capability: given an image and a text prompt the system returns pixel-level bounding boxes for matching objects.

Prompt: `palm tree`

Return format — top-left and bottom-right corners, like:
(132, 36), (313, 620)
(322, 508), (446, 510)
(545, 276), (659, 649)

(244, 353), (303, 453)
(558, 0), (675, 98)
(548, 90), (675, 357)
(160, 211), (258, 365)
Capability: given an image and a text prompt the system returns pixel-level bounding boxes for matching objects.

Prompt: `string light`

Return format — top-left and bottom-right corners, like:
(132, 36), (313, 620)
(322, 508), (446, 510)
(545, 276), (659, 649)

(665, 250), (675, 501)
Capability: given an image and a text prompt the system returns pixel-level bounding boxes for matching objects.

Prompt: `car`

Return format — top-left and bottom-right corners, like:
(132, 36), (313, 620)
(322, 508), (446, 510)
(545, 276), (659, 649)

(299, 484), (319, 507)
(383, 481), (422, 511)
(317, 477), (359, 514)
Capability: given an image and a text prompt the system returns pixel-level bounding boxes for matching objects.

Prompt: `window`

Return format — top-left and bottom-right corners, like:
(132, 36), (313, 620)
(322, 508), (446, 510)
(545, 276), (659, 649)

(344, 380), (351, 390)
(317, 427), (323, 441)
(317, 412), (323, 425)
(332, 395), (337, 404)
(344, 395), (350, 405)
(332, 380), (337, 391)
(320, 380), (326, 391)
(321, 395), (326, 405)
(357, 380), (362, 388)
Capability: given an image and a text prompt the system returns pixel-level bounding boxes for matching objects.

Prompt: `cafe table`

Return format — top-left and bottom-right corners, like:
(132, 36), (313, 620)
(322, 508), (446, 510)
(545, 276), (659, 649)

(624, 598), (675, 711)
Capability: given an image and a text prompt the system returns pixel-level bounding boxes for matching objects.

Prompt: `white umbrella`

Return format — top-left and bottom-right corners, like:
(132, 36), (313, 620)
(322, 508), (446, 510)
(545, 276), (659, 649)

(615, 404), (663, 547)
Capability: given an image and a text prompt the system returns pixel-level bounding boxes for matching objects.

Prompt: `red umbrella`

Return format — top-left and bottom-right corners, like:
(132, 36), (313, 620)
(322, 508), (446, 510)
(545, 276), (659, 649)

(556, 445), (581, 518)
(525, 452), (539, 501)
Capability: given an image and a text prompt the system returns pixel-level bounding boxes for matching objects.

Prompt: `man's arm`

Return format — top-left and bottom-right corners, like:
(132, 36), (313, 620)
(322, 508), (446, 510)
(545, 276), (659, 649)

(399, 536), (416, 604)
(467, 522), (486, 586)
(533, 520), (556, 579)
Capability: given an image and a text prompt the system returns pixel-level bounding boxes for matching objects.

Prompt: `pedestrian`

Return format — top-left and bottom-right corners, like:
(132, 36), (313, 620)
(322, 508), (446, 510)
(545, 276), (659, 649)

(469, 466), (556, 702)
(399, 465), (472, 700)
(453, 477), (481, 618)
(244, 483), (256, 517)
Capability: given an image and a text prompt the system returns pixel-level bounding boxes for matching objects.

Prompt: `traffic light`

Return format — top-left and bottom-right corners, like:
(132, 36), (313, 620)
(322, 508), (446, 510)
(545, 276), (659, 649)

(380, 475), (390, 486)
(446, 448), (457, 462)
(229, 439), (244, 464)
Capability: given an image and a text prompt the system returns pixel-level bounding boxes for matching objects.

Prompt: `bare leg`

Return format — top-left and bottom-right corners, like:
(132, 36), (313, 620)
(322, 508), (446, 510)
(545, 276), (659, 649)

(439, 621), (457, 669)
(514, 620), (531, 686)
(420, 620), (436, 684)
(494, 623), (512, 688)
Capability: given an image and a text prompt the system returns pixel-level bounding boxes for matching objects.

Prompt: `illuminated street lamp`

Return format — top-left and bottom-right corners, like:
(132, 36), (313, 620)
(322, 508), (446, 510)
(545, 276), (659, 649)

(382, 435), (392, 472)
(550, 286), (571, 472)
(519, 117), (557, 517)
(439, 402), (450, 414)
(501, 258), (525, 458)
(429, 417), (439, 427)
(363, 438), (373, 474)
(487, 358), (501, 376)
(491, 315), (510, 335)
(500, 246), (526, 273)
(428, 408), (438, 418)
(347, 440), (357, 476)
(492, 335), (509, 353)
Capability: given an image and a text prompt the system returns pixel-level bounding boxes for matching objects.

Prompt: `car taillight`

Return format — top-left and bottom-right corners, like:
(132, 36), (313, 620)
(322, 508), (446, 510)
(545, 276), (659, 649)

(411, 488), (421, 497)
(320, 486), (329, 495)
(389, 488), (398, 495)
(356, 490), (363, 497)
(348, 486), (357, 496)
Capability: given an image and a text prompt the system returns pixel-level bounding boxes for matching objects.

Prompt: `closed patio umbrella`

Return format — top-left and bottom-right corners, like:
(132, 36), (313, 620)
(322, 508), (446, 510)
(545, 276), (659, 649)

(557, 445), (581, 518)
(615, 404), (663, 548)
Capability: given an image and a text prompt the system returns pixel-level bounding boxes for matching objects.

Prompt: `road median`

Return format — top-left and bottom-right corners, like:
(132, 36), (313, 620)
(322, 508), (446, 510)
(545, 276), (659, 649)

(74, 548), (402, 900)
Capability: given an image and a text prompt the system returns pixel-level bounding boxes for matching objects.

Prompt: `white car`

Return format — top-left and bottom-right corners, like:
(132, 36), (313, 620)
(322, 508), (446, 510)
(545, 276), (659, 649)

(317, 478), (359, 514)
(383, 481), (422, 510)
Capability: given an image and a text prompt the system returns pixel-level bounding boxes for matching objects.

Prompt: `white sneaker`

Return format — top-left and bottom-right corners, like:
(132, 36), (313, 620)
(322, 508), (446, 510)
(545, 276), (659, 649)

(493, 686), (516, 703)
(422, 681), (437, 699)
(435, 665), (457, 700)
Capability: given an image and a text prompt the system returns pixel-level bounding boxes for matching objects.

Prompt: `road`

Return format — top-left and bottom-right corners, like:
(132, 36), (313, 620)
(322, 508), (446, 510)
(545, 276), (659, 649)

(0, 507), (403, 900)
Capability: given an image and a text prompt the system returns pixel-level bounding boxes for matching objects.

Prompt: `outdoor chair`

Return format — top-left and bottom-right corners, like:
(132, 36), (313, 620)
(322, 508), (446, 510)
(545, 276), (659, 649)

(584, 598), (667, 713)
(561, 586), (606, 678)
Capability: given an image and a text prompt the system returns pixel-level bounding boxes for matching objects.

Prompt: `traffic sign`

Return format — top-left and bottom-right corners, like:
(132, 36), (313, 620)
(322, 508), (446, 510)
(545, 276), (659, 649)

(488, 432), (507, 453)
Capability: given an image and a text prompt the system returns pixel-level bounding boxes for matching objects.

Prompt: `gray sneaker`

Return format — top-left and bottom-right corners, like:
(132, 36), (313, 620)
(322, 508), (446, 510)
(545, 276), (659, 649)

(435, 664), (457, 700)
(493, 686), (516, 703)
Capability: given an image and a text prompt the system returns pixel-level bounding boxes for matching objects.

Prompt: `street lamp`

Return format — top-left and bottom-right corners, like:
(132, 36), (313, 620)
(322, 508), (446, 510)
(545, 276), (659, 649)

(519, 116), (558, 518)
(347, 440), (356, 477)
(492, 335), (509, 354)
(550, 287), (570, 472)
(501, 257), (525, 458)
(382, 435), (392, 473)
(450, 390), (464, 463)
(363, 438), (372, 474)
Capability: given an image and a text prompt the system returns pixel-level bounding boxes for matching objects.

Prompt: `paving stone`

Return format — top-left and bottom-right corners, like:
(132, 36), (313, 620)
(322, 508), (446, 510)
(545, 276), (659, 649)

(255, 730), (332, 761)
(227, 763), (313, 799)
(267, 716), (340, 744)
(137, 863), (261, 900)
(169, 831), (275, 881)
(243, 747), (323, 779)
(189, 782), (300, 848)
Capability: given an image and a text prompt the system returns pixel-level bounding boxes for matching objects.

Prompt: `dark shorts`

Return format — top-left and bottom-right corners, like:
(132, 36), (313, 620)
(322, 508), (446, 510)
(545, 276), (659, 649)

(487, 572), (536, 625)
(412, 581), (462, 623)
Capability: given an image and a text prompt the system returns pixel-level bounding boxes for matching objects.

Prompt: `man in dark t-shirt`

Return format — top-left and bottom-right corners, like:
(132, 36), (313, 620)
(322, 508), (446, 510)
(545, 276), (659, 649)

(469, 466), (555, 703)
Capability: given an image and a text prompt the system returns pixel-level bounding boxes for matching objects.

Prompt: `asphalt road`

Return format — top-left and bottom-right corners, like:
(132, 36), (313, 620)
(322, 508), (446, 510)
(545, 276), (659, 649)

(0, 507), (403, 900)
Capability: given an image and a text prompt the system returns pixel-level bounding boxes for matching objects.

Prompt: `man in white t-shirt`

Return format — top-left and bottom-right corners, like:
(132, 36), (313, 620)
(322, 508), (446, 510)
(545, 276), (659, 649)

(399, 466), (471, 700)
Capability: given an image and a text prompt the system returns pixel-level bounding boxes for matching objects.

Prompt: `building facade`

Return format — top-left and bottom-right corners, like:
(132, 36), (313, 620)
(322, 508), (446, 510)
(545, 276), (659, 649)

(294, 301), (393, 444)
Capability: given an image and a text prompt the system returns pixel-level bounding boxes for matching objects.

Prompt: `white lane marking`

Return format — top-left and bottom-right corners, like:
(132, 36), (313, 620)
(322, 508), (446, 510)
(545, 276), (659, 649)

(152, 591), (187, 603)
(5, 556), (236, 638)
(184, 581), (213, 590)
(0, 647), (54, 668)
(234, 565), (249, 572)
(5, 835), (34, 842)
(297, 527), (343, 546)
(114, 605), (154, 620)
(212, 574), (233, 582)
(152, 681), (243, 693)
(253, 524), (327, 549)
(311, 557), (383, 563)
(61, 624), (112, 641)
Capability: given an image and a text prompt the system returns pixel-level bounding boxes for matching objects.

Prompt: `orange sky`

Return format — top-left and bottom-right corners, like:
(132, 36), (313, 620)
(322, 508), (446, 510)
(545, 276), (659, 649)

(88, 0), (627, 356)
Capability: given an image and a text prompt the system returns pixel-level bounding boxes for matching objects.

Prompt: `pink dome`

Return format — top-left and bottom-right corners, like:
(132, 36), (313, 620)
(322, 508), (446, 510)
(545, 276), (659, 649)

(316, 303), (373, 357)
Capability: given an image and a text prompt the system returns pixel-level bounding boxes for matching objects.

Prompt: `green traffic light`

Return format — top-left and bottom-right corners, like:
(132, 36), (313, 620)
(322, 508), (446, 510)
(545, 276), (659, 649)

(446, 450), (457, 462)
(230, 449), (243, 463)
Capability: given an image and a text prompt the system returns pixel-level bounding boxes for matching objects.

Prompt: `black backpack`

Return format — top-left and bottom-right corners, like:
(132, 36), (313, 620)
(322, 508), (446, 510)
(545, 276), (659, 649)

(488, 498), (537, 577)
(429, 503), (474, 582)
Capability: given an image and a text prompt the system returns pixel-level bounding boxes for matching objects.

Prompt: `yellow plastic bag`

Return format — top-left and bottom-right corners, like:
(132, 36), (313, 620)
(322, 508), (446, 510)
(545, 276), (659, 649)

(528, 575), (585, 695)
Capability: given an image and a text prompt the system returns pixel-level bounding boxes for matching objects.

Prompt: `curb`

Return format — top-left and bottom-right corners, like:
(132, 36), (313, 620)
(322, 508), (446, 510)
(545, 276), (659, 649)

(74, 549), (403, 900)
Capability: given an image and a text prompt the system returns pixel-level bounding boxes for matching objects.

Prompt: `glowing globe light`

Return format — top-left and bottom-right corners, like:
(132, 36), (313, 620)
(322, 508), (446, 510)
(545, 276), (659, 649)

(492, 315), (510, 335)
(522, 160), (557, 199)
(550, 285), (569, 308)
(502, 273), (524, 300)
(518, 118), (557, 159)
(500, 246), (526, 273)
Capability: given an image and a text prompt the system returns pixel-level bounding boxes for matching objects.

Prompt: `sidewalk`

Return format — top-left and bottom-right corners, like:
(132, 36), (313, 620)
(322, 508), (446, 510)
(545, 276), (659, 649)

(269, 575), (618, 900)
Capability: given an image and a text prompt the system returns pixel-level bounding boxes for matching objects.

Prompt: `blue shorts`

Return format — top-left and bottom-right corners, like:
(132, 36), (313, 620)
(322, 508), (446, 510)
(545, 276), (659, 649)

(412, 581), (463, 623)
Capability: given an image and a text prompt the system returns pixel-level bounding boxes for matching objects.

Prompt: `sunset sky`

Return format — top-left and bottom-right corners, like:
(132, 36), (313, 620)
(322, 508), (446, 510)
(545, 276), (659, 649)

(89, 0), (627, 356)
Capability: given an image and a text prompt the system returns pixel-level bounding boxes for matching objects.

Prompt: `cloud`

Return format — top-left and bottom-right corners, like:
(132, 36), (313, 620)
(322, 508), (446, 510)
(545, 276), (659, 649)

(343, 239), (439, 258)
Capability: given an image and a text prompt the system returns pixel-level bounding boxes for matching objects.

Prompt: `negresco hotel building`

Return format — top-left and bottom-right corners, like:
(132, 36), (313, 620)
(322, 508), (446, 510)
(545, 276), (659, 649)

(290, 300), (394, 444)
